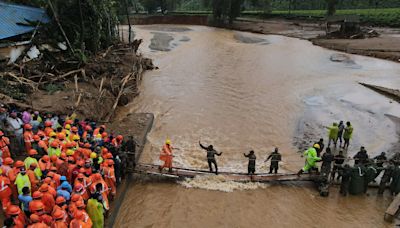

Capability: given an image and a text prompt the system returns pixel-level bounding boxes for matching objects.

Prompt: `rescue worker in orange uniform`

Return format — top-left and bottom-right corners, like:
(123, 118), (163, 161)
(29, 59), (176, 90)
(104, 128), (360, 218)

(69, 127), (79, 142)
(74, 200), (93, 227)
(39, 155), (51, 177)
(28, 214), (49, 228)
(70, 210), (91, 228)
(103, 159), (116, 198)
(33, 135), (48, 156)
(93, 125), (106, 137)
(23, 124), (34, 153)
(44, 121), (53, 136)
(72, 183), (89, 202)
(89, 174), (109, 211)
(52, 196), (69, 224)
(6, 205), (26, 228)
(0, 131), (11, 159)
(39, 183), (55, 214)
(2, 158), (17, 200)
(51, 209), (68, 228)
(0, 168), (12, 211)
(46, 171), (61, 188)
(111, 135), (123, 148)
(29, 200), (52, 226)
(68, 194), (84, 218)
(27, 163), (40, 192)
(159, 139), (174, 173)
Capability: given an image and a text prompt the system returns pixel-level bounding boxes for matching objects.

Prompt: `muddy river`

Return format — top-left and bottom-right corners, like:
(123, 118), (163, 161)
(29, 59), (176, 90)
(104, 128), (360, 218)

(115, 25), (400, 227)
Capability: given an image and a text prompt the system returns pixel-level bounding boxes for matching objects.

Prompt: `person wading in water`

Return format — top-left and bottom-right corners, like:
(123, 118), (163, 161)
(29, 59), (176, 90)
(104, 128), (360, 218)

(199, 141), (223, 175)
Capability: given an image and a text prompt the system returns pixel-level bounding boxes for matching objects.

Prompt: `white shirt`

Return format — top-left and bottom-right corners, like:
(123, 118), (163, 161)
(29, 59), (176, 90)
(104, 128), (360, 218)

(6, 117), (23, 135)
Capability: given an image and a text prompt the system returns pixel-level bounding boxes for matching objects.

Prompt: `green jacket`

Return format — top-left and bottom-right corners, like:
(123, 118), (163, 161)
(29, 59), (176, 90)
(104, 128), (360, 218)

(328, 125), (339, 139)
(343, 125), (353, 139)
(48, 147), (61, 157)
(15, 173), (31, 195)
(304, 148), (321, 166)
(24, 157), (38, 170)
(87, 198), (104, 228)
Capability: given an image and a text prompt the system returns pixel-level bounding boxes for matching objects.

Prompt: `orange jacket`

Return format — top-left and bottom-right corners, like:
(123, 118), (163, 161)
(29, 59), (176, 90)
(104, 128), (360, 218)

(24, 131), (34, 151)
(39, 159), (51, 173)
(70, 219), (91, 228)
(160, 144), (172, 160)
(103, 166), (116, 195)
(0, 175), (12, 198)
(51, 220), (68, 228)
(42, 191), (55, 214)
(0, 136), (11, 158)
(38, 140), (48, 153)
(27, 170), (39, 190)
(27, 222), (50, 228)
(13, 214), (26, 228)
(44, 127), (53, 137)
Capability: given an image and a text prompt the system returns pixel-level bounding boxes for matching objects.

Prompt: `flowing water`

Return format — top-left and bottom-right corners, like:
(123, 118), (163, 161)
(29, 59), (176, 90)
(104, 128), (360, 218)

(115, 25), (400, 227)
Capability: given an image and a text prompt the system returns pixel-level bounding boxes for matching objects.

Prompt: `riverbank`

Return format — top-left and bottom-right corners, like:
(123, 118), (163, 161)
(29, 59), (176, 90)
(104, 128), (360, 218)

(229, 18), (400, 63)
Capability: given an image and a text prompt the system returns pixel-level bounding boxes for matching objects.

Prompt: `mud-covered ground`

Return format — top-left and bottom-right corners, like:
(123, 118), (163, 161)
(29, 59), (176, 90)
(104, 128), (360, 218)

(231, 18), (400, 62)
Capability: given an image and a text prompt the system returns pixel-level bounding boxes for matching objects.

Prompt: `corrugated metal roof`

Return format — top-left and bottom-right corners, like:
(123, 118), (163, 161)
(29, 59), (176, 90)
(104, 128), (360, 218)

(0, 1), (50, 40)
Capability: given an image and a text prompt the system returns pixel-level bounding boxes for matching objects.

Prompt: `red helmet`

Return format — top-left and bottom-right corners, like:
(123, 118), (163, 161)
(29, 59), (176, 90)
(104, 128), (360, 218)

(24, 124), (32, 130)
(28, 149), (38, 156)
(4, 157), (13, 165)
(0, 131), (4, 136)
(32, 191), (43, 199)
(50, 141), (59, 148)
(45, 121), (53, 127)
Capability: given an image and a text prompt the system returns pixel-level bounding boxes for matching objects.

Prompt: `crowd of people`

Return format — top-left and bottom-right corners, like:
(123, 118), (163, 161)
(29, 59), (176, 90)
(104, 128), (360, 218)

(0, 105), (137, 227)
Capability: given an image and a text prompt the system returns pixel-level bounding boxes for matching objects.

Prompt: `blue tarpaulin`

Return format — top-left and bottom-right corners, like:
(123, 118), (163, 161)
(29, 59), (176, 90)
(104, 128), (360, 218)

(0, 1), (50, 40)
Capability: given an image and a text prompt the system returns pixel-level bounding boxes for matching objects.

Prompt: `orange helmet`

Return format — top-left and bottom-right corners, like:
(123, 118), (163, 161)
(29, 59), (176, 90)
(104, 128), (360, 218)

(107, 159), (115, 166)
(39, 184), (49, 192)
(50, 155), (58, 163)
(65, 142), (73, 148)
(37, 131), (45, 137)
(78, 168), (85, 173)
(68, 157), (75, 162)
(57, 133), (66, 140)
(45, 121), (52, 127)
(24, 124), (32, 130)
(41, 155), (50, 162)
(30, 201), (44, 211)
(46, 172), (55, 178)
(30, 214), (41, 222)
(71, 194), (81, 202)
(74, 210), (84, 220)
(84, 143), (91, 149)
(50, 141), (59, 148)
(4, 157), (13, 165)
(101, 148), (108, 154)
(6, 205), (21, 216)
(104, 153), (113, 159)
(28, 149), (38, 156)
(65, 120), (73, 125)
(32, 191), (43, 199)
(53, 209), (64, 220)
(101, 132), (108, 138)
(60, 152), (67, 160)
(29, 163), (37, 169)
(74, 183), (84, 192)
(85, 125), (92, 131)
(77, 161), (84, 167)
(50, 166), (57, 172)
(33, 135), (40, 141)
(56, 196), (66, 205)
(14, 160), (24, 168)
(71, 127), (78, 132)
(75, 200), (85, 209)
(77, 173), (85, 180)
(0, 131), (3, 137)
(117, 135), (123, 141)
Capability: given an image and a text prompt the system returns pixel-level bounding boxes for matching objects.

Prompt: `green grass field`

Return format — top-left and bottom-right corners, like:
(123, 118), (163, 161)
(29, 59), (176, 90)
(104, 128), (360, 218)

(270, 8), (400, 27)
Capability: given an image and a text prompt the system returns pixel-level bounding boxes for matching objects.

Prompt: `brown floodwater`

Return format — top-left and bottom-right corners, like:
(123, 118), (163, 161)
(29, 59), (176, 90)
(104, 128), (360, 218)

(115, 25), (400, 227)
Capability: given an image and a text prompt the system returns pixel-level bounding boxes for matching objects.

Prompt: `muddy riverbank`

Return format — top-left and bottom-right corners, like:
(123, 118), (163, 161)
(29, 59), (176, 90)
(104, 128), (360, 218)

(230, 18), (400, 63)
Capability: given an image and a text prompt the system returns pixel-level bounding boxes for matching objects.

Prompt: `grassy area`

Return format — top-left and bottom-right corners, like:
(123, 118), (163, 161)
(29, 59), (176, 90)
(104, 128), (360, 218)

(269, 8), (400, 27)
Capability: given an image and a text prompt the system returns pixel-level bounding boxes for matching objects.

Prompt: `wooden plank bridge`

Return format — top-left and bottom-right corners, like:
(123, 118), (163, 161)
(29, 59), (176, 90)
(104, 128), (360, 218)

(135, 163), (325, 183)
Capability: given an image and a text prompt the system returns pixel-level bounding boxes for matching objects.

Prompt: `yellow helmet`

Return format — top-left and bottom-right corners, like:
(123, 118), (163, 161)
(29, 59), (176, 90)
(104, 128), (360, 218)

(66, 149), (75, 156)
(96, 134), (102, 139)
(90, 152), (97, 159)
(73, 135), (80, 141)
(165, 139), (171, 145)
(0, 168), (3, 175)
(65, 124), (71, 130)
(313, 144), (321, 150)
(49, 132), (57, 137)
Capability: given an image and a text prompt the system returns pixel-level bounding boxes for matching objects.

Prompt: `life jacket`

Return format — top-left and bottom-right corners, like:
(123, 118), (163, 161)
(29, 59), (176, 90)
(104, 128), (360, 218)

(0, 137), (10, 158)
